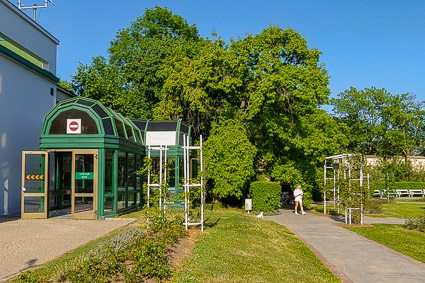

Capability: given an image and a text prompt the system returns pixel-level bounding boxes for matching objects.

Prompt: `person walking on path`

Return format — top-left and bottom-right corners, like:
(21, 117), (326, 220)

(294, 184), (306, 215)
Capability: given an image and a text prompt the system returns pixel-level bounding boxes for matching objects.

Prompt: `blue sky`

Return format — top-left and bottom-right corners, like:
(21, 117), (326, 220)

(17, 0), (425, 101)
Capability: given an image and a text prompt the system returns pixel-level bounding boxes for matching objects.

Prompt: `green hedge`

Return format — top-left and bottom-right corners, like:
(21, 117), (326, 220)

(371, 182), (425, 191)
(249, 181), (281, 212)
(370, 182), (386, 191)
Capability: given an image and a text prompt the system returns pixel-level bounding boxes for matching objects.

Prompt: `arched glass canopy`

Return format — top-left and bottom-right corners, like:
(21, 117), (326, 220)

(33, 97), (192, 219)
(38, 97), (146, 219)
(41, 97), (143, 149)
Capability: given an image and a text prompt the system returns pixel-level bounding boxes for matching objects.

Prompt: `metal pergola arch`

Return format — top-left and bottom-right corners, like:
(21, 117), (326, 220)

(323, 153), (370, 224)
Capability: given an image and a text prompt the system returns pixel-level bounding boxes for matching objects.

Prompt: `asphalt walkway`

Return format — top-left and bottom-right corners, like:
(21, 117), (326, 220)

(265, 209), (425, 283)
(0, 217), (135, 282)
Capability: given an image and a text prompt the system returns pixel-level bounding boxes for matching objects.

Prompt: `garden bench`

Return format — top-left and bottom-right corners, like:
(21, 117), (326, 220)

(409, 189), (424, 197)
(396, 189), (410, 198)
(374, 190), (395, 198)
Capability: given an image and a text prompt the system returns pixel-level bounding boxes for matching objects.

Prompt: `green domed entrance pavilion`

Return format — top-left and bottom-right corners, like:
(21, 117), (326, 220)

(21, 97), (191, 219)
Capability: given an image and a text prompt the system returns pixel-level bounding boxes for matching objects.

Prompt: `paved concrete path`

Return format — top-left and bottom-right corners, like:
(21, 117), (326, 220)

(0, 217), (135, 282)
(265, 210), (425, 283)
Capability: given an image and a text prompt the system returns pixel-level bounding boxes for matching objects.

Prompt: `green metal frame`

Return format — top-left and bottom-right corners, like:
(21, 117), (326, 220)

(40, 97), (145, 219)
(38, 97), (192, 219)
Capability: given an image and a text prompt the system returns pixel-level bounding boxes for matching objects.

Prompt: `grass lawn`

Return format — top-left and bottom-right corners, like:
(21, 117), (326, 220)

(346, 224), (425, 263)
(313, 202), (425, 219)
(312, 204), (325, 214)
(368, 202), (425, 218)
(9, 209), (339, 282)
(172, 210), (340, 283)
(394, 198), (425, 202)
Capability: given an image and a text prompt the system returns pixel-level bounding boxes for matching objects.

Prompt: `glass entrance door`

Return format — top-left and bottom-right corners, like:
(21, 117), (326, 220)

(72, 150), (98, 219)
(21, 151), (48, 219)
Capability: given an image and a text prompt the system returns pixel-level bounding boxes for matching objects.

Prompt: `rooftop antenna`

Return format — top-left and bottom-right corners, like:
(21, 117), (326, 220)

(18, 0), (54, 22)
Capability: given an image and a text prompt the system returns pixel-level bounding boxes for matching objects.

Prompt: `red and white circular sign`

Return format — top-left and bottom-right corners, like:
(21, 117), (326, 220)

(67, 119), (81, 134)
(69, 121), (79, 131)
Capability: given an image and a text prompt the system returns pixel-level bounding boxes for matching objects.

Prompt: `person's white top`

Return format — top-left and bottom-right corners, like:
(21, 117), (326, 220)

(294, 188), (303, 202)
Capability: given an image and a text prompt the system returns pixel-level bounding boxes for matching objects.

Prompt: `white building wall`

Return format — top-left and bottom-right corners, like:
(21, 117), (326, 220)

(0, 1), (58, 73)
(0, 55), (57, 215)
(0, 0), (58, 215)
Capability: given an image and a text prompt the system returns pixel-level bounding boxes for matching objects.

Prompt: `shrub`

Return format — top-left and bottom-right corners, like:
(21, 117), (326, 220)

(370, 182), (386, 192)
(404, 216), (425, 232)
(249, 181), (281, 213)
(65, 217), (186, 282)
(205, 121), (257, 199)
(396, 182), (425, 190)
(17, 212), (187, 282)
(302, 190), (313, 209)
(364, 199), (388, 214)
(16, 271), (43, 282)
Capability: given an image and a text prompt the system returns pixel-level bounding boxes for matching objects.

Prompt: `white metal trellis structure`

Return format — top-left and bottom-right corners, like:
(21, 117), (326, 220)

(183, 135), (205, 232)
(324, 154), (354, 214)
(146, 145), (169, 220)
(323, 154), (370, 224)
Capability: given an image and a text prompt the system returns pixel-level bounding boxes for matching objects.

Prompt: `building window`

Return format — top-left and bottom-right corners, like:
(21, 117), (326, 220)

(49, 109), (99, 134)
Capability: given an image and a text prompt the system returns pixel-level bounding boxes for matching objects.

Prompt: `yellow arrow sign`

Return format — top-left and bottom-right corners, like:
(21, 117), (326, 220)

(26, 175), (44, 180)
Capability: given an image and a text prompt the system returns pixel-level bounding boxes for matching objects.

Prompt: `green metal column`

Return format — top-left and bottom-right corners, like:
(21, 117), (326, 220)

(140, 155), (145, 207)
(125, 152), (128, 209)
(175, 157), (180, 189)
(113, 150), (118, 215)
(98, 149), (105, 219)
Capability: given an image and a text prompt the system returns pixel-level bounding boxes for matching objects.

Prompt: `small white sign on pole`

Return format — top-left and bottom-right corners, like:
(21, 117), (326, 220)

(245, 198), (252, 213)
(67, 119), (81, 134)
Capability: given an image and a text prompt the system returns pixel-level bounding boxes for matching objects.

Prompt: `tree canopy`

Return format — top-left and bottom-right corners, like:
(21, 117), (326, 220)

(331, 87), (425, 157)
(70, 6), (425, 203)
(71, 6), (202, 119)
(204, 120), (257, 199)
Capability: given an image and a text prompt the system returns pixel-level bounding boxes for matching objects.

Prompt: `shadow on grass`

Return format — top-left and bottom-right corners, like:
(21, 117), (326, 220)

(204, 217), (221, 229)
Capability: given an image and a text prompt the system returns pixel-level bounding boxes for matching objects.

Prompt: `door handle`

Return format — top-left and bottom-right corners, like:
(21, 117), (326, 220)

(22, 187), (26, 192)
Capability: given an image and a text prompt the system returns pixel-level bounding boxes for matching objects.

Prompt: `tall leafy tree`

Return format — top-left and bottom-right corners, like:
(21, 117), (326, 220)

(155, 26), (342, 199)
(204, 120), (257, 199)
(381, 93), (425, 157)
(331, 87), (425, 157)
(71, 56), (146, 118)
(71, 6), (202, 118)
(331, 87), (388, 154)
(70, 7), (345, 202)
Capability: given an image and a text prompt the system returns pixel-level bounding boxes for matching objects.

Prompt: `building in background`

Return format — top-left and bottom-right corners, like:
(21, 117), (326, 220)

(365, 155), (425, 170)
(0, 0), (73, 215)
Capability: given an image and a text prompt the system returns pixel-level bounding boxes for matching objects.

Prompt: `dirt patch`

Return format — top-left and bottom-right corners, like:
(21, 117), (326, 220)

(112, 228), (202, 283)
(169, 228), (202, 268)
